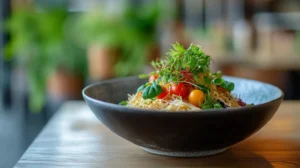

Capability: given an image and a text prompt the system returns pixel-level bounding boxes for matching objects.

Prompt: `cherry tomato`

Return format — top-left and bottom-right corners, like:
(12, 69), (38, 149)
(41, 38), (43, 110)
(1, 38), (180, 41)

(184, 83), (193, 92)
(188, 90), (205, 107)
(157, 87), (168, 99)
(170, 83), (189, 98)
(149, 74), (158, 83)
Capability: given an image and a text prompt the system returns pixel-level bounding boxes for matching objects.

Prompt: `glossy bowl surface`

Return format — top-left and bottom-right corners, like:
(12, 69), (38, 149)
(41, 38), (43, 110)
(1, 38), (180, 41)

(82, 76), (283, 157)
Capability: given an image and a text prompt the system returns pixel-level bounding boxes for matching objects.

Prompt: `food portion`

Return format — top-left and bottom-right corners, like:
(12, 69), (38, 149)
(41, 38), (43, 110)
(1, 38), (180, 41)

(121, 42), (249, 111)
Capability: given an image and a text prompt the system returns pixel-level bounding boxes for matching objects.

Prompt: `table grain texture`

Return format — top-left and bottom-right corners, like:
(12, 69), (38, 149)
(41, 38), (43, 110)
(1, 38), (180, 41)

(15, 101), (300, 168)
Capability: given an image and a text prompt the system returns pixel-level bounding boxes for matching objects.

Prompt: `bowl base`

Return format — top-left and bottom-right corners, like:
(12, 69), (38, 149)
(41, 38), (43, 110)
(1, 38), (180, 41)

(141, 147), (228, 157)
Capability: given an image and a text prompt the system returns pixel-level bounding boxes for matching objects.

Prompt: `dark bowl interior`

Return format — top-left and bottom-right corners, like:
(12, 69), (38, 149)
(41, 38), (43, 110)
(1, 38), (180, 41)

(83, 76), (283, 152)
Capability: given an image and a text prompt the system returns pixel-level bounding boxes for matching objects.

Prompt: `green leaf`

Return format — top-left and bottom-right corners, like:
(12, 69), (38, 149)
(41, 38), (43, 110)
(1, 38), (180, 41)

(119, 101), (128, 106)
(172, 42), (185, 53)
(214, 71), (222, 78)
(213, 103), (223, 109)
(221, 81), (235, 92)
(196, 84), (209, 94)
(204, 76), (211, 84)
(201, 104), (212, 109)
(139, 74), (150, 79)
(201, 94), (220, 110)
(142, 82), (163, 99)
(137, 84), (147, 92)
(212, 78), (224, 85)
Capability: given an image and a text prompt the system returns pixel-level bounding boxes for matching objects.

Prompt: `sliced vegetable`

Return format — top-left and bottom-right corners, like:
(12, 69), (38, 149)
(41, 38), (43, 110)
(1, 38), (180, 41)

(188, 90), (205, 107)
(142, 82), (163, 99)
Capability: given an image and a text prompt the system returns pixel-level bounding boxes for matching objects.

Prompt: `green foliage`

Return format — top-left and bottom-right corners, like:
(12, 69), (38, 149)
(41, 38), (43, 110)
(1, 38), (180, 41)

(151, 42), (234, 93)
(4, 8), (87, 112)
(119, 101), (128, 106)
(201, 94), (222, 109)
(212, 78), (234, 92)
(137, 83), (150, 92)
(71, 2), (163, 77)
(195, 84), (209, 94)
(221, 81), (235, 92)
(152, 43), (211, 83)
(142, 82), (163, 99)
(149, 42), (236, 109)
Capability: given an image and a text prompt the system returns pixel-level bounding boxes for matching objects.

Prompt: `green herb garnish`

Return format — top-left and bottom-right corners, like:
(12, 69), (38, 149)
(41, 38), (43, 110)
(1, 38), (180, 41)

(119, 101), (128, 106)
(137, 83), (150, 92)
(213, 103), (223, 109)
(212, 78), (235, 92)
(195, 84), (209, 94)
(142, 81), (163, 99)
(135, 42), (239, 110)
(152, 42), (211, 83)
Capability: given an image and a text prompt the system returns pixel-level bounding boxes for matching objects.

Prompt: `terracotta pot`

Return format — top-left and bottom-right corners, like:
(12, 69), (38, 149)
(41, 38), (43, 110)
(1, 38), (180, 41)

(47, 69), (83, 99)
(87, 45), (119, 81)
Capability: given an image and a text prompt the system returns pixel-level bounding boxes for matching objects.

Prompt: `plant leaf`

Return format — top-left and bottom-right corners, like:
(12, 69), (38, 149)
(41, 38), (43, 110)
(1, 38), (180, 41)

(212, 78), (224, 85)
(196, 84), (209, 94)
(221, 81), (235, 92)
(142, 82), (163, 99)
(137, 84), (147, 92)
(119, 101), (128, 106)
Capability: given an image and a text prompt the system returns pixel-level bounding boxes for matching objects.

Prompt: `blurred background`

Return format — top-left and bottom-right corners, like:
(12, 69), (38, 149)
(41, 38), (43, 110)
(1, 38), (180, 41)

(1, 0), (300, 167)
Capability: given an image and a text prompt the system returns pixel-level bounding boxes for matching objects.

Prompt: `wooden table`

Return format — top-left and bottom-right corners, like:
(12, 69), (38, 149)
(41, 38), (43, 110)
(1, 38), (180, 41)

(15, 101), (300, 168)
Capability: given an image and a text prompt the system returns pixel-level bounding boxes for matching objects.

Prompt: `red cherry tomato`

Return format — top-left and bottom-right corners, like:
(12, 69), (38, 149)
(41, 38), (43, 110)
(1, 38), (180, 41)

(149, 74), (158, 83)
(184, 83), (193, 92)
(170, 83), (189, 98)
(157, 87), (168, 99)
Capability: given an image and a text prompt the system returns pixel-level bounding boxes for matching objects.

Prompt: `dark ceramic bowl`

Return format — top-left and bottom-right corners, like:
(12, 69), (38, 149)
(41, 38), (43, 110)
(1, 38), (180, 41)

(82, 76), (283, 157)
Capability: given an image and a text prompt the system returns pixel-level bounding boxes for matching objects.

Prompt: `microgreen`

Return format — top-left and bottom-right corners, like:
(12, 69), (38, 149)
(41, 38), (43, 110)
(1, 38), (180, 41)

(152, 42), (211, 84)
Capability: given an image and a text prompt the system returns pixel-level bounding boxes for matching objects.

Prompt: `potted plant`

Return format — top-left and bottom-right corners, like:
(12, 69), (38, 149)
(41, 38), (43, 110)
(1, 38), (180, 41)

(69, 11), (126, 80)
(4, 7), (87, 112)
(122, 3), (162, 62)
(70, 2), (163, 80)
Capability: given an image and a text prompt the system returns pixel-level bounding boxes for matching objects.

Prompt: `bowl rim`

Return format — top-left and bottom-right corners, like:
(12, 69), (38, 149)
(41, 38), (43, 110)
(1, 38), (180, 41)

(82, 75), (284, 114)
